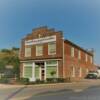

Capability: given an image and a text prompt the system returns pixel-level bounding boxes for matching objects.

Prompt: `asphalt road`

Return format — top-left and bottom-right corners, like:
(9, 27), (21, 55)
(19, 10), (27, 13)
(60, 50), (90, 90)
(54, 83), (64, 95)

(28, 86), (100, 100)
(1, 80), (100, 100)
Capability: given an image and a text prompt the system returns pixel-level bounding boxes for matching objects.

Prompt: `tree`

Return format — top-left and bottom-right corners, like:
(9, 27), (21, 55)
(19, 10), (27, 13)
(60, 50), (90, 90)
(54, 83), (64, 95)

(0, 47), (20, 78)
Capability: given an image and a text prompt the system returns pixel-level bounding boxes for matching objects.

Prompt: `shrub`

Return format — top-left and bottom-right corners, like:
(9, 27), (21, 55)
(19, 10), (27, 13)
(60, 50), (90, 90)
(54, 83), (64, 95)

(0, 77), (9, 83)
(35, 79), (44, 84)
(19, 78), (29, 85)
(57, 78), (65, 83)
(46, 78), (65, 83)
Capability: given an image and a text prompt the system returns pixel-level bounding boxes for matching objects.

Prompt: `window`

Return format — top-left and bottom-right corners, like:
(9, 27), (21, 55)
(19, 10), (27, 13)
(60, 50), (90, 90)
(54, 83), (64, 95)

(79, 67), (82, 77)
(90, 56), (93, 63)
(85, 54), (88, 62)
(35, 66), (40, 79)
(72, 66), (75, 77)
(78, 50), (81, 60)
(46, 60), (57, 66)
(23, 63), (32, 78)
(25, 47), (31, 57)
(71, 47), (74, 57)
(46, 66), (57, 78)
(46, 60), (57, 78)
(48, 42), (56, 55)
(36, 44), (43, 56)
(86, 68), (89, 73)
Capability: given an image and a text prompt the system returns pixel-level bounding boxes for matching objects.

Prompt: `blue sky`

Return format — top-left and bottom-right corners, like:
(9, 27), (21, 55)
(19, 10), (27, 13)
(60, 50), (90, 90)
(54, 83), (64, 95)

(0, 0), (100, 64)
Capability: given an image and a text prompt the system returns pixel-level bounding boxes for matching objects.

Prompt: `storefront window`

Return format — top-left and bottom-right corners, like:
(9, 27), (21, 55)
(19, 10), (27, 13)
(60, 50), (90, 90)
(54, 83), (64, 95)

(46, 60), (57, 66)
(46, 66), (57, 78)
(35, 66), (40, 79)
(23, 63), (32, 78)
(46, 60), (57, 78)
(24, 66), (32, 78)
(48, 42), (56, 55)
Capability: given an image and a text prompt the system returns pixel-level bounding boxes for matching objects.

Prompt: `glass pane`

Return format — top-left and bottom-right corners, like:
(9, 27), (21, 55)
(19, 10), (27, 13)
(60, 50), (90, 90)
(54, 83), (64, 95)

(36, 45), (43, 56)
(46, 66), (57, 78)
(46, 60), (57, 65)
(25, 47), (31, 57)
(48, 42), (56, 55)
(24, 66), (32, 78)
(35, 67), (40, 79)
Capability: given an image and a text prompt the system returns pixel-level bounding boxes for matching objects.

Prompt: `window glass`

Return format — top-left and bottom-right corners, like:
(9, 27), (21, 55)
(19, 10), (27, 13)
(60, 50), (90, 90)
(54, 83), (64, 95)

(90, 56), (93, 63)
(36, 45), (43, 56)
(46, 60), (57, 66)
(85, 54), (88, 62)
(24, 66), (32, 78)
(25, 47), (31, 57)
(35, 66), (40, 79)
(78, 50), (81, 59)
(46, 66), (57, 78)
(48, 42), (56, 55)
(71, 47), (74, 57)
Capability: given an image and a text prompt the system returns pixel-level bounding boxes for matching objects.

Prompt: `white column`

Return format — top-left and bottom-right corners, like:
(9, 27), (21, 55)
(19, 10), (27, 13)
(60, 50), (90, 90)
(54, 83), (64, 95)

(30, 62), (35, 81)
(44, 61), (46, 80)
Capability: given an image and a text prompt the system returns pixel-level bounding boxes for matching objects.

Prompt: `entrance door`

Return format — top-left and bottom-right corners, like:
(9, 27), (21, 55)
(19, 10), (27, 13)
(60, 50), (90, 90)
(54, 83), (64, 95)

(35, 62), (45, 81)
(41, 64), (45, 80)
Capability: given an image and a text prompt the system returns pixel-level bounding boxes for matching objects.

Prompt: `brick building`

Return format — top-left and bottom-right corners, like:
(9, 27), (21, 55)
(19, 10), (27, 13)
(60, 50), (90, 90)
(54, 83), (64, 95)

(19, 27), (95, 81)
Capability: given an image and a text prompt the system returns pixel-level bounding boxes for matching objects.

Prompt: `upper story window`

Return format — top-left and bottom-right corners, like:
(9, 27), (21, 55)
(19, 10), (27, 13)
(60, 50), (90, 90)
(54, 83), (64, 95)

(85, 54), (88, 62)
(78, 50), (81, 60)
(25, 47), (31, 57)
(48, 42), (56, 55)
(36, 44), (43, 56)
(90, 56), (93, 64)
(71, 47), (74, 57)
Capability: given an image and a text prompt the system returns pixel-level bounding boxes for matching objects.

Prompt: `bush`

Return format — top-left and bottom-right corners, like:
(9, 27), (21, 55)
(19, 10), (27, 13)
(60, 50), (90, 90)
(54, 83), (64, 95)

(19, 78), (29, 85)
(46, 78), (65, 83)
(35, 79), (44, 84)
(57, 78), (65, 83)
(0, 77), (9, 83)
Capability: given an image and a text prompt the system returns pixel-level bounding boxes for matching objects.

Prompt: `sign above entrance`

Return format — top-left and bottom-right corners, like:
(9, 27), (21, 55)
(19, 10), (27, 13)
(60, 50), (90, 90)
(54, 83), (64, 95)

(25, 35), (56, 45)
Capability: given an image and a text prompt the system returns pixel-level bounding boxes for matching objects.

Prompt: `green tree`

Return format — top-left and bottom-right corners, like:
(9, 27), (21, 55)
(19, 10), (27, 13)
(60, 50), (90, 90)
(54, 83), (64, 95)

(0, 47), (20, 78)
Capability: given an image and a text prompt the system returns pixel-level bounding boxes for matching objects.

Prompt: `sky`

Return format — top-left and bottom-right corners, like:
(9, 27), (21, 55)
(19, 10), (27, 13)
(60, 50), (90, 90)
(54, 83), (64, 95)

(0, 0), (100, 65)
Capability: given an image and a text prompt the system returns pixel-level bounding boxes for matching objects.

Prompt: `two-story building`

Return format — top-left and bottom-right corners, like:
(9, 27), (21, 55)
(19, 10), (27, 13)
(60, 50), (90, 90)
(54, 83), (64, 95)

(19, 26), (95, 82)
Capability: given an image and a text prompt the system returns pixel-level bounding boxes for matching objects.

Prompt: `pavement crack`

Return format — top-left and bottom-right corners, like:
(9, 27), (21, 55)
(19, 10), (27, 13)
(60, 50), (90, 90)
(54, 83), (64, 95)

(5, 85), (27, 100)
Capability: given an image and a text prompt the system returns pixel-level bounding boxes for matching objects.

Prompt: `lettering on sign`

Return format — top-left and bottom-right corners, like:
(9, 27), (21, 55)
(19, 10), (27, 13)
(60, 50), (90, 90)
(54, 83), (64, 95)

(25, 35), (56, 45)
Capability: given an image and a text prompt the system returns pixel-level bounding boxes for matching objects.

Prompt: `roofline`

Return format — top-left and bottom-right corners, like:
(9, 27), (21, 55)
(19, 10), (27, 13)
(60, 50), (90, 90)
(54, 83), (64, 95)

(64, 39), (94, 56)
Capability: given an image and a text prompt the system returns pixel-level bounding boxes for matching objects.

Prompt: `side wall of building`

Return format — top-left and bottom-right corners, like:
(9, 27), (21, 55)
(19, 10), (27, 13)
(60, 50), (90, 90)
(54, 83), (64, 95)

(63, 41), (94, 81)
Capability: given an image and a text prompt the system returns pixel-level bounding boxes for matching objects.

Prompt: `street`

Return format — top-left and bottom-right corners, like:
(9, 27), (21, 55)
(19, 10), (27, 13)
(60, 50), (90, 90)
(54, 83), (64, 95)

(29, 86), (100, 100)
(0, 79), (100, 100)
